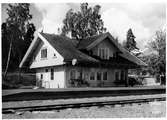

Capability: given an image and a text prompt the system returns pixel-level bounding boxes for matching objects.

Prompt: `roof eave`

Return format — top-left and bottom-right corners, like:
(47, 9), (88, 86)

(19, 32), (39, 68)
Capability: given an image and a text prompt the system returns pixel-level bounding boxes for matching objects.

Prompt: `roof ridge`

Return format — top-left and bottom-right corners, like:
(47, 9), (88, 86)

(83, 32), (108, 39)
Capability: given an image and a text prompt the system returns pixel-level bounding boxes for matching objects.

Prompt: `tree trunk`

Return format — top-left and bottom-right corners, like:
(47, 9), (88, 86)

(4, 36), (13, 80)
(18, 55), (22, 82)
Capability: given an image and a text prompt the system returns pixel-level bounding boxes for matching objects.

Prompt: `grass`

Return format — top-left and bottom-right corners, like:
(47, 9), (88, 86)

(2, 72), (36, 89)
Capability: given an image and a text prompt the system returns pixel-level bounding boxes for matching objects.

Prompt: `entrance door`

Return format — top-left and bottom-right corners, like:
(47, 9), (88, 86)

(44, 69), (50, 88)
(97, 72), (102, 87)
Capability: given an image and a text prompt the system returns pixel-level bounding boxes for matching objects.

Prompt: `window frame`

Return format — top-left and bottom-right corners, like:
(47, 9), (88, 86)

(45, 69), (48, 72)
(90, 72), (95, 80)
(97, 72), (102, 81)
(77, 71), (82, 80)
(121, 70), (125, 80)
(103, 71), (107, 81)
(115, 71), (119, 81)
(40, 74), (43, 80)
(98, 48), (109, 59)
(41, 48), (47, 59)
(70, 69), (76, 80)
(51, 68), (54, 80)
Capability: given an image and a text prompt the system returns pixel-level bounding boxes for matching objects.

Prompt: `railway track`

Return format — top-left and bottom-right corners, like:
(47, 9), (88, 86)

(3, 94), (166, 114)
(3, 86), (166, 102)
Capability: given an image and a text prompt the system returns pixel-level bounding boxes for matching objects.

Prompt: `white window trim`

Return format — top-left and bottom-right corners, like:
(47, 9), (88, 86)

(90, 72), (95, 80)
(98, 48), (109, 60)
(107, 48), (109, 59)
(50, 68), (54, 80)
(41, 47), (48, 60)
(70, 69), (77, 79)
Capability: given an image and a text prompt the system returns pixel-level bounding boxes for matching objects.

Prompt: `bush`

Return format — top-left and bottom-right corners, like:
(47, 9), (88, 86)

(128, 77), (143, 86)
(2, 73), (36, 89)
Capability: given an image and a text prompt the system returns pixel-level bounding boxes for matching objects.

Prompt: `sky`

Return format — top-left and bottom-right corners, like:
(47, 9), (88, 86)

(1, 2), (166, 51)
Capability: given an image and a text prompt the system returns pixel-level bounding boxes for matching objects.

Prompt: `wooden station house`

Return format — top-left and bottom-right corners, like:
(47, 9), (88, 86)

(19, 32), (147, 88)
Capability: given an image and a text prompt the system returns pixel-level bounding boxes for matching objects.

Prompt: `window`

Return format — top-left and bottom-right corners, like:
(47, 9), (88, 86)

(45, 69), (48, 72)
(97, 72), (101, 81)
(70, 70), (76, 79)
(40, 74), (43, 80)
(115, 71), (119, 80)
(84, 73), (89, 80)
(98, 48), (109, 59)
(90, 72), (95, 80)
(41, 49), (47, 59)
(121, 70), (125, 80)
(51, 68), (54, 80)
(77, 71), (82, 79)
(103, 72), (107, 80)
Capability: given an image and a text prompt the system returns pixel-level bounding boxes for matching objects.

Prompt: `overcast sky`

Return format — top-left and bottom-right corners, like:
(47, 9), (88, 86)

(2, 3), (166, 50)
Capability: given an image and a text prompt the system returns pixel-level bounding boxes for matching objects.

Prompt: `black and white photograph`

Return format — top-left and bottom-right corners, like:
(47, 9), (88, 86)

(1, 0), (166, 119)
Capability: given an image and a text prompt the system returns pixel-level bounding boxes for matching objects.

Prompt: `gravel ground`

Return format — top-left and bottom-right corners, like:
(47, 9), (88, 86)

(3, 101), (166, 118)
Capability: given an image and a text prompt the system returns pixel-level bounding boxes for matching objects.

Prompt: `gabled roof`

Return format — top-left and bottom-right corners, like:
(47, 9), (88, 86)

(77, 32), (122, 53)
(19, 32), (99, 68)
(77, 32), (147, 66)
(20, 32), (147, 68)
(119, 47), (147, 66)
(40, 33), (99, 62)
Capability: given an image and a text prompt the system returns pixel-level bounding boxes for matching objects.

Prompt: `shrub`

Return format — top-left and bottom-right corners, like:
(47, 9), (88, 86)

(2, 73), (36, 89)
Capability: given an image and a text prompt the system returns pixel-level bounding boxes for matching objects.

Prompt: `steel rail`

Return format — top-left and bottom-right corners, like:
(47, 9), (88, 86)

(3, 86), (166, 102)
(3, 96), (165, 114)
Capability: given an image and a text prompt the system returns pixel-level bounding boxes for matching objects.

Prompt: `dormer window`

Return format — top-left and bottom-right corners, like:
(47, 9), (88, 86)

(41, 48), (47, 59)
(98, 48), (109, 59)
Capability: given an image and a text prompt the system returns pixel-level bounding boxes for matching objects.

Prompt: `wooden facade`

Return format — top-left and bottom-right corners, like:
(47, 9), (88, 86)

(19, 32), (147, 88)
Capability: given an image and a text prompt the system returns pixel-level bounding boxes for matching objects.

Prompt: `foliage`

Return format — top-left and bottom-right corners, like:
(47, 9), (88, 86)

(140, 29), (166, 83)
(61, 3), (106, 40)
(2, 73), (36, 89)
(2, 3), (36, 71)
(124, 28), (138, 52)
(69, 79), (90, 87)
(149, 29), (166, 75)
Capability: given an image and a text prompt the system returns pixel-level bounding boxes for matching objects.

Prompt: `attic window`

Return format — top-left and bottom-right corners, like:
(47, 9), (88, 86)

(98, 48), (109, 59)
(41, 49), (47, 59)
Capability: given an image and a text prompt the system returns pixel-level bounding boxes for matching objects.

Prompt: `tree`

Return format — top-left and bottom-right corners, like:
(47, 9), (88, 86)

(140, 29), (166, 84)
(2, 23), (9, 70)
(124, 28), (138, 52)
(61, 3), (106, 40)
(149, 29), (166, 75)
(2, 3), (36, 79)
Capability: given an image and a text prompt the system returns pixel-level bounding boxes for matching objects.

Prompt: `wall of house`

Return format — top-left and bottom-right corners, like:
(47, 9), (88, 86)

(65, 66), (128, 87)
(30, 39), (64, 69)
(91, 38), (118, 58)
(36, 66), (66, 88)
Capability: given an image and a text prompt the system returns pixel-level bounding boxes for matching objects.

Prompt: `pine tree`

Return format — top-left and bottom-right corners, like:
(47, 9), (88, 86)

(125, 28), (138, 52)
